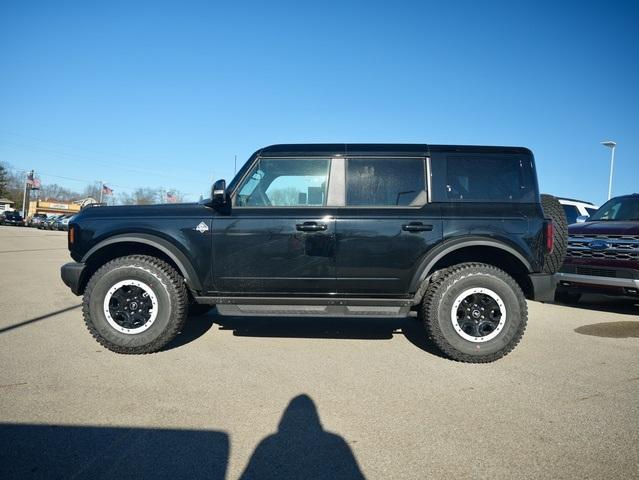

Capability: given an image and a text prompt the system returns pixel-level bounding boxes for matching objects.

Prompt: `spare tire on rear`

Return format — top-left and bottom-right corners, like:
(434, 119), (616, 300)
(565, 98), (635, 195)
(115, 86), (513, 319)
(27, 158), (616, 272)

(540, 194), (568, 274)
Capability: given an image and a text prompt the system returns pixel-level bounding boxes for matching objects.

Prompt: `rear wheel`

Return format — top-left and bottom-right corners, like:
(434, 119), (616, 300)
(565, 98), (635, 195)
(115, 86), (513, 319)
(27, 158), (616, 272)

(420, 263), (527, 363)
(82, 255), (188, 354)
(541, 193), (568, 274)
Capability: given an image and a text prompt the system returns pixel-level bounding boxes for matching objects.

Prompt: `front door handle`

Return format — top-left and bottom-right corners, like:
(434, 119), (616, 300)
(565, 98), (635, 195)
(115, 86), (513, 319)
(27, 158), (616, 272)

(402, 222), (433, 232)
(296, 222), (328, 232)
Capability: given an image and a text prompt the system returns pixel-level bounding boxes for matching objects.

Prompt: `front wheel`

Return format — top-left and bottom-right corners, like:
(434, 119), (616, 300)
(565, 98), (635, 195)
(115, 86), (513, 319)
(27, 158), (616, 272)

(420, 263), (527, 363)
(82, 255), (188, 354)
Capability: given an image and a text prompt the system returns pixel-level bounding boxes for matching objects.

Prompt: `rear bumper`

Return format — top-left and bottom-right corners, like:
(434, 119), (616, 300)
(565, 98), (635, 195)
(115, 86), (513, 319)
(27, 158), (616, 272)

(61, 262), (86, 296)
(529, 273), (556, 302)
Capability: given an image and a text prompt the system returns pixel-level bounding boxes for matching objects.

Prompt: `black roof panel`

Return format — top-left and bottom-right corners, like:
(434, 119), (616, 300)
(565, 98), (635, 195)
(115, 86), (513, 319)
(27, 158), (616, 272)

(258, 143), (531, 157)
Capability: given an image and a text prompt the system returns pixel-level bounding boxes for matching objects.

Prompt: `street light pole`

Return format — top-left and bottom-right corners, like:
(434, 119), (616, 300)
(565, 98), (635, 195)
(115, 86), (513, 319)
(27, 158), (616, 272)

(601, 141), (616, 200)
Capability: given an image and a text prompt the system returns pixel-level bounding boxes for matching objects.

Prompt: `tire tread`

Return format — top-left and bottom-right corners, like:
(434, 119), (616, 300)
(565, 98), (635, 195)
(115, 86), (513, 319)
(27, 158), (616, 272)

(421, 262), (528, 363)
(82, 255), (188, 354)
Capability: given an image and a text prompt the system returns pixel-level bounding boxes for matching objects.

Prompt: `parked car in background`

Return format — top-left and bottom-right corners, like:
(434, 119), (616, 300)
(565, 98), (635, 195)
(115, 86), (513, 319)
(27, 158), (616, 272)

(3, 211), (25, 226)
(56, 214), (75, 231)
(555, 193), (639, 303)
(28, 213), (48, 228)
(41, 214), (63, 230)
(558, 198), (599, 225)
(557, 198), (599, 225)
(0, 210), (6, 223)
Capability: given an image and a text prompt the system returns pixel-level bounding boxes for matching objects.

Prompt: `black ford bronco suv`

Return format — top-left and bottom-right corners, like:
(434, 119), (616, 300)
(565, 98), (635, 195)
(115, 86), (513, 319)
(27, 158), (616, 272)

(61, 144), (565, 363)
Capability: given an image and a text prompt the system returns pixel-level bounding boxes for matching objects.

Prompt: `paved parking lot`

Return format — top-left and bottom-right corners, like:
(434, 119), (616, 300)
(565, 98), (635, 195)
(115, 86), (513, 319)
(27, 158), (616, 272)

(0, 225), (638, 479)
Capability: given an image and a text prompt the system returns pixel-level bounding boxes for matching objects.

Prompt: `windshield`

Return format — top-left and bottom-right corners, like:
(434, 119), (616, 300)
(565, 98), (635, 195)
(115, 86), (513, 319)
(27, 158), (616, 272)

(589, 196), (639, 221)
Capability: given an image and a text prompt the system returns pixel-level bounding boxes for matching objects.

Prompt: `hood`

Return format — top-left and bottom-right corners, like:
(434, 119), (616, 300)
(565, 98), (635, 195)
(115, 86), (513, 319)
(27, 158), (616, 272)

(73, 202), (205, 220)
(568, 221), (639, 236)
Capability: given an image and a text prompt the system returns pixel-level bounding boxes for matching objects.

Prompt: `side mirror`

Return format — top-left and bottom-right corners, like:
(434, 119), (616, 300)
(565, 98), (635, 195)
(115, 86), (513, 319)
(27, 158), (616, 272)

(211, 179), (227, 206)
(576, 215), (589, 223)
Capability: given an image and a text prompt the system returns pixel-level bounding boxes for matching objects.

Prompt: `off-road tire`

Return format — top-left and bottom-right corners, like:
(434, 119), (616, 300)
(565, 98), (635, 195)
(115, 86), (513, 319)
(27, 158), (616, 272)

(541, 193), (568, 274)
(82, 255), (188, 354)
(188, 303), (214, 317)
(420, 263), (527, 363)
(555, 290), (581, 304)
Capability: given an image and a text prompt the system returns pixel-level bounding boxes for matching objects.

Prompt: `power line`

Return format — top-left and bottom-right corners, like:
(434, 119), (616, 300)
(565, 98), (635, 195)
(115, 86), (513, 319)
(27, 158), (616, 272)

(0, 138), (201, 182)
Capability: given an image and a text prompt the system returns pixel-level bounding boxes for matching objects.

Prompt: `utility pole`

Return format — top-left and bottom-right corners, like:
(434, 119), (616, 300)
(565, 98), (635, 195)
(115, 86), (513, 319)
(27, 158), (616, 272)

(22, 170), (34, 218)
(601, 141), (617, 200)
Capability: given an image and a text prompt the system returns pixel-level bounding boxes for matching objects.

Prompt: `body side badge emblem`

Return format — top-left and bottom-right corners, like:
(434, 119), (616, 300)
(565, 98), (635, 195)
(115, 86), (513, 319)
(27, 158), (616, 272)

(195, 222), (209, 233)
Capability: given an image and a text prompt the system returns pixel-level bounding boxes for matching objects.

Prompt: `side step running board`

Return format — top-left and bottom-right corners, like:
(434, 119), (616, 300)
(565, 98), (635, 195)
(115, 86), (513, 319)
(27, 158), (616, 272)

(193, 296), (413, 318)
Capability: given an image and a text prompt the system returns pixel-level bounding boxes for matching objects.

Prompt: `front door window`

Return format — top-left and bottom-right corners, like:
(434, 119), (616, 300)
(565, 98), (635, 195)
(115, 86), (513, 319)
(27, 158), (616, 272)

(235, 158), (330, 207)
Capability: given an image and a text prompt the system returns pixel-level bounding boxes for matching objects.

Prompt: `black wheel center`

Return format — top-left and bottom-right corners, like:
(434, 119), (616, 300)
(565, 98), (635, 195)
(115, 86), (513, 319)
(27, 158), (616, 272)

(457, 292), (503, 338)
(108, 285), (153, 329)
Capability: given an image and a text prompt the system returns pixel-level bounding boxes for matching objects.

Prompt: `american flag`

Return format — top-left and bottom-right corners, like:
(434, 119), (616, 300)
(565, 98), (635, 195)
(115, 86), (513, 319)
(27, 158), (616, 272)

(166, 192), (177, 203)
(102, 184), (113, 195)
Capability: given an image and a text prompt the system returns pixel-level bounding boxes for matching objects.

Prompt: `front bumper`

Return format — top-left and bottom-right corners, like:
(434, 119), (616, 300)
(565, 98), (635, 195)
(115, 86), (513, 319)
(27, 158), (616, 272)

(61, 262), (86, 296)
(554, 271), (639, 296)
(528, 273), (556, 302)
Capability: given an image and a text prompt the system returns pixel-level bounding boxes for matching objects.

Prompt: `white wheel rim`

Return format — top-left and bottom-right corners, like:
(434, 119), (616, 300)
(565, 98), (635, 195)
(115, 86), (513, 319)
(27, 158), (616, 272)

(450, 287), (506, 343)
(103, 279), (158, 334)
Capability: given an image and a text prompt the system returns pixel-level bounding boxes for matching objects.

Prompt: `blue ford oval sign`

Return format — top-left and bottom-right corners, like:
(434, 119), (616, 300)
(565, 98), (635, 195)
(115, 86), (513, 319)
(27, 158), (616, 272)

(588, 239), (610, 250)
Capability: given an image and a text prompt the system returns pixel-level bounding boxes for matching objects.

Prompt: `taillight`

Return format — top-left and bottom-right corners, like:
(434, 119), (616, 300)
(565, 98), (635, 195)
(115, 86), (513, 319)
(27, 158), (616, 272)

(545, 221), (554, 253)
(68, 225), (75, 245)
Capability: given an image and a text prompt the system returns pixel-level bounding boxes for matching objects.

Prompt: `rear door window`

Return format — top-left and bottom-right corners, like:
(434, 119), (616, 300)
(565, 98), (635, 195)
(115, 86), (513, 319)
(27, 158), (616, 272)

(345, 158), (427, 207)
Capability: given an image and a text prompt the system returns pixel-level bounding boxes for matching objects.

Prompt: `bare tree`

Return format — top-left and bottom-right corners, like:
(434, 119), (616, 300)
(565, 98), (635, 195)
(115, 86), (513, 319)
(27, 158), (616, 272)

(0, 164), (8, 197)
(82, 182), (102, 201)
(39, 183), (80, 202)
(118, 188), (160, 205)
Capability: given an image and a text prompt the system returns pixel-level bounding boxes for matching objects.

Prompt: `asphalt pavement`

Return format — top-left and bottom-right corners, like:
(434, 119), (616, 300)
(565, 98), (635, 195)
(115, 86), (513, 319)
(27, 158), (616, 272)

(0, 225), (638, 479)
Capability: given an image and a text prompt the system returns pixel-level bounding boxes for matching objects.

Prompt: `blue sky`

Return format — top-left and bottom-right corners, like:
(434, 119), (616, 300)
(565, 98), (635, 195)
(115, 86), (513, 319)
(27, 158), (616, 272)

(1, 0), (637, 205)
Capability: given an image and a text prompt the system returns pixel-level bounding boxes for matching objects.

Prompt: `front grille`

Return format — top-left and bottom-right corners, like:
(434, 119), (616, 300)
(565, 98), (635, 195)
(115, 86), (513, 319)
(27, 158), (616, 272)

(570, 234), (639, 241)
(566, 234), (639, 261)
(567, 250), (638, 260)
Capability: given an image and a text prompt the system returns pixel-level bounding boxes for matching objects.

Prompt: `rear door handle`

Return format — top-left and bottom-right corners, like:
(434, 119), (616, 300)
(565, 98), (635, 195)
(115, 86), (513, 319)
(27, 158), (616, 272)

(296, 222), (328, 232)
(402, 222), (433, 232)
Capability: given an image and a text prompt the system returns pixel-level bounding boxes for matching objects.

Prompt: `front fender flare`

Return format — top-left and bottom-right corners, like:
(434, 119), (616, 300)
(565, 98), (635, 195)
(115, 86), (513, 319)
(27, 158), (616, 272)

(81, 233), (203, 292)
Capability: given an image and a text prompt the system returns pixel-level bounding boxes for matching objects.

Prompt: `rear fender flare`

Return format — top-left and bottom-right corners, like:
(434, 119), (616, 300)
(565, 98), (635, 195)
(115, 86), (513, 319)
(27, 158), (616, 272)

(409, 237), (532, 293)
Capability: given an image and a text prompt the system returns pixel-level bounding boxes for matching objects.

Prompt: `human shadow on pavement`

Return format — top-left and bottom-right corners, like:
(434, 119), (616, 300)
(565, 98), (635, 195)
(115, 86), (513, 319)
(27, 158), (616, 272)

(215, 313), (445, 358)
(1, 395), (365, 480)
(239, 394), (365, 480)
(0, 423), (229, 479)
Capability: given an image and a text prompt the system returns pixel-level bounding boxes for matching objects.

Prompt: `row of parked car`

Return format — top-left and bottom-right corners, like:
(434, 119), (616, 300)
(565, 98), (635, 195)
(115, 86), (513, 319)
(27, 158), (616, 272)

(30, 213), (76, 230)
(0, 211), (76, 230)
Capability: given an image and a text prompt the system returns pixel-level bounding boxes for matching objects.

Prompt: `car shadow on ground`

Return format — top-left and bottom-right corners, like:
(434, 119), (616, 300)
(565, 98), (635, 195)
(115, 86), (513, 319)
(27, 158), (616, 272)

(213, 311), (446, 359)
(162, 312), (215, 351)
(0, 394), (365, 480)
